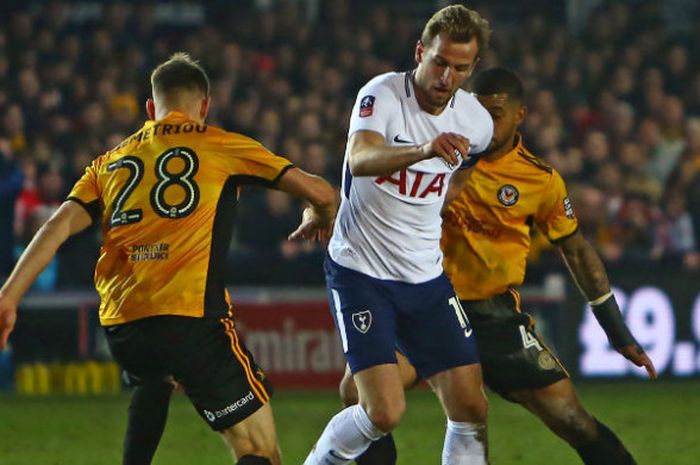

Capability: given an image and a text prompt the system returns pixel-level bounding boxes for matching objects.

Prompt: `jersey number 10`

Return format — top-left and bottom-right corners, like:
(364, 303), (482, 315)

(106, 147), (200, 227)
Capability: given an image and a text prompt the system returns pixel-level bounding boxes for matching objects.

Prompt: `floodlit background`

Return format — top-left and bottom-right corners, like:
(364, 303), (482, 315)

(0, 1), (699, 464)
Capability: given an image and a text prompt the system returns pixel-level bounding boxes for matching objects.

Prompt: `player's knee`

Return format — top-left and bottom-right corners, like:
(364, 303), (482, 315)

(364, 397), (405, 432)
(366, 407), (404, 433)
(339, 371), (359, 407)
(450, 390), (489, 423)
(551, 405), (597, 445)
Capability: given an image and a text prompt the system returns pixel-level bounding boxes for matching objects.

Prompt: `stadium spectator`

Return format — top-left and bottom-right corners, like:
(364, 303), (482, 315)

(619, 142), (662, 203)
(608, 192), (660, 263)
(0, 140), (23, 278)
(652, 191), (698, 268)
(669, 118), (700, 256)
(14, 161), (64, 242)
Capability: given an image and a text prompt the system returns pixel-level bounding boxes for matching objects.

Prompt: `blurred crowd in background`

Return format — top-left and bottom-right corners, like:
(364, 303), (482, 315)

(1, 0), (699, 288)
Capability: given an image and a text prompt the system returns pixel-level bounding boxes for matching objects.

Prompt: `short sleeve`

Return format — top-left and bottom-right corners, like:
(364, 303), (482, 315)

(471, 110), (493, 155)
(534, 170), (579, 242)
(67, 159), (103, 223)
(347, 77), (400, 139)
(220, 133), (293, 185)
(458, 97), (493, 170)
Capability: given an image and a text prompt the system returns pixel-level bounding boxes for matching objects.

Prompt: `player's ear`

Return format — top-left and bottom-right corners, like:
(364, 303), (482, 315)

(146, 98), (156, 120)
(415, 40), (424, 64)
(199, 96), (211, 120)
(516, 105), (528, 125)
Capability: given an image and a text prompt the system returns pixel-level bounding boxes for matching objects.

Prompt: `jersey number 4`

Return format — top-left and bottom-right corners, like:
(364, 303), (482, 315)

(107, 147), (200, 227)
(519, 325), (543, 351)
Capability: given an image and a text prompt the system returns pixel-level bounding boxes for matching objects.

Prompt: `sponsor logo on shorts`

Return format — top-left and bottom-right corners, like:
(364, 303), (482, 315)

(538, 352), (557, 370)
(351, 310), (372, 334)
(497, 184), (519, 207)
(203, 391), (255, 422)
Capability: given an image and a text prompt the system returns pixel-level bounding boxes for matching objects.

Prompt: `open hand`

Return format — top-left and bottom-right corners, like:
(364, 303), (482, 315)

(288, 206), (334, 242)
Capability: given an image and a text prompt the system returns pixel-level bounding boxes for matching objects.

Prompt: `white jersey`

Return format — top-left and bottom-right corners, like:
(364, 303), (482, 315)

(328, 71), (493, 283)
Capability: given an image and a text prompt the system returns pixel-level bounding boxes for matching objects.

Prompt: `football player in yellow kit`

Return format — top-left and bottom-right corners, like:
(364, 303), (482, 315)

(0, 52), (337, 465)
(343, 68), (656, 465)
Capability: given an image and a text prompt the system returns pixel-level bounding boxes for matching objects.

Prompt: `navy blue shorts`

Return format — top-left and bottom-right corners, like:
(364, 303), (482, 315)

(325, 256), (480, 379)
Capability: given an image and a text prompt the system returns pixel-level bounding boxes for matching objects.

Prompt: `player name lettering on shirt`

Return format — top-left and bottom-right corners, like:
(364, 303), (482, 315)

(109, 123), (207, 153)
(129, 243), (170, 262)
(375, 169), (446, 198)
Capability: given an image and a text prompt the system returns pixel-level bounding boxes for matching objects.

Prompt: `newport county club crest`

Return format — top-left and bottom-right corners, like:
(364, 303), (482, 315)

(538, 352), (557, 370)
(497, 184), (520, 207)
(352, 310), (372, 333)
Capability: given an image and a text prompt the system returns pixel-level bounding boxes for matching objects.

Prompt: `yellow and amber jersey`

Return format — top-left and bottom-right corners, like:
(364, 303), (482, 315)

(441, 135), (578, 300)
(68, 111), (293, 325)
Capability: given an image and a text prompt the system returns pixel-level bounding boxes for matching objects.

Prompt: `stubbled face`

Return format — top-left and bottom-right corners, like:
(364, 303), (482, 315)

(414, 33), (479, 111)
(477, 93), (525, 153)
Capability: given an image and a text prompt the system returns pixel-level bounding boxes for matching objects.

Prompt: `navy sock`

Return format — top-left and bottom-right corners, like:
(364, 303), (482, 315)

(355, 433), (398, 465)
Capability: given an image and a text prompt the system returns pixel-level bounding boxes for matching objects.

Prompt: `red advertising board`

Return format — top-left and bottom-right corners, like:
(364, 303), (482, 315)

(233, 301), (345, 389)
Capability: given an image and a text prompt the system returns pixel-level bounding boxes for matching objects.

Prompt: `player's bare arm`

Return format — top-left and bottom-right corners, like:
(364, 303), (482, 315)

(0, 201), (93, 348)
(442, 168), (472, 210)
(276, 167), (338, 241)
(559, 230), (657, 379)
(347, 130), (469, 177)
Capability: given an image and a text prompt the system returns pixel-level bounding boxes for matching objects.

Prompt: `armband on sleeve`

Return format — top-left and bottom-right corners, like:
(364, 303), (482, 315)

(590, 294), (640, 349)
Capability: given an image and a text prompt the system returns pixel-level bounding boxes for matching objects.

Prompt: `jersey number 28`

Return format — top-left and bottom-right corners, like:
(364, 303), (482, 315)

(106, 147), (200, 227)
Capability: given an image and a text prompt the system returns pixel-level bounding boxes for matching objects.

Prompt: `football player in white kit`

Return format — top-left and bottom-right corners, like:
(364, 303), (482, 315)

(304, 6), (494, 465)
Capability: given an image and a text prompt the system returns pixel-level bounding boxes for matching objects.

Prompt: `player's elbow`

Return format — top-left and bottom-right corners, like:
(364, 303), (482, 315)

(348, 156), (367, 177)
(348, 147), (382, 177)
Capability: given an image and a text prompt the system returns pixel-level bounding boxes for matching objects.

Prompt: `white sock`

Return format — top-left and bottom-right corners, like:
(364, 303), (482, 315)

(442, 419), (488, 465)
(304, 405), (386, 465)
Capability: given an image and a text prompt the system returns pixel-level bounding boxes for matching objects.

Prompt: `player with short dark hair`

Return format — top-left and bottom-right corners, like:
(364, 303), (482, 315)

(304, 5), (494, 465)
(343, 68), (656, 465)
(0, 52), (337, 465)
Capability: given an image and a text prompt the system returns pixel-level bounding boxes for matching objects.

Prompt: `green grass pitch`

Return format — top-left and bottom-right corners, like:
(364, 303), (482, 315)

(0, 381), (698, 464)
